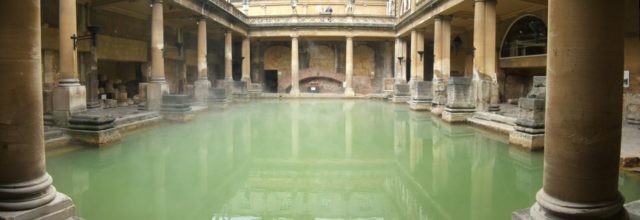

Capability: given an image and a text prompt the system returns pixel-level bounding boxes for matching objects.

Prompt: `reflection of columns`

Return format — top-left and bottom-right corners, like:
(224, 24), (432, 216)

(194, 18), (210, 104)
(53, 0), (87, 124)
(290, 36), (300, 95)
(472, 0), (498, 111)
(0, 1), (75, 217)
(344, 102), (354, 158)
(146, 0), (168, 111)
(291, 102), (299, 157)
(345, 36), (355, 96)
(525, 1), (626, 219)
(410, 30), (417, 83)
(242, 37), (251, 82)
(432, 15), (451, 114)
(224, 30), (233, 81)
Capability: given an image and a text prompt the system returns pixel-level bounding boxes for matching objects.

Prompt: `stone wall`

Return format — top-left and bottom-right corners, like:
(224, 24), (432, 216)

(264, 45), (292, 77)
(308, 45), (336, 73)
(354, 45), (375, 76)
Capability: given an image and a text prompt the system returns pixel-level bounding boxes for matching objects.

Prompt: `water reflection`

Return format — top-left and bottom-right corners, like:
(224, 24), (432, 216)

(46, 100), (637, 220)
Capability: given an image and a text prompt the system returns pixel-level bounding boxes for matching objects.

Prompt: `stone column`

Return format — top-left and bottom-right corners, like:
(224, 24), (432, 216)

(224, 30), (233, 82)
(0, 1), (75, 218)
(394, 38), (405, 84)
(472, 0), (498, 112)
(194, 18), (210, 104)
(431, 15), (452, 115)
(241, 37), (250, 82)
(382, 40), (395, 92)
(53, 0), (87, 125)
(415, 30), (424, 82)
(410, 30), (417, 83)
(146, 0), (169, 111)
(518, 1), (628, 219)
(345, 36), (355, 96)
(290, 35), (300, 95)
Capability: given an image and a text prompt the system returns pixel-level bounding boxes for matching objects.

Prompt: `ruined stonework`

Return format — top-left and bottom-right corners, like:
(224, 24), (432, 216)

(66, 114), (122, 147)
(509, 76), (546, 150)
(248, 83), (263, 98)
(627, 93), (640, 125)
(391, 83), (410, 103)
(161, 95), (194, 123)
(431, 78), (447, 115)
(409, 81), (433, 111)
(194, 79), (212, 105)
(382, 77), (395, 94)
(442, 77), (475, 122)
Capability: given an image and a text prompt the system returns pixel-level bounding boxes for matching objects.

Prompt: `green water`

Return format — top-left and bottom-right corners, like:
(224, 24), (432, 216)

(47, 100), (640, 220)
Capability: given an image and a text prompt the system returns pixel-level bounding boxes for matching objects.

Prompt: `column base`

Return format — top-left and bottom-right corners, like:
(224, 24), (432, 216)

(489, 104), (501, 112)
(0, 192), (76, 220)
(509, 130), (544, 151)
(193, 79), (211, 105)
(290, 88), (300, 96)
(442, 107), (475, 123)
(161, 95), (195, 123)
(344, 88), (355, 97)
(513, 191), (628, 220)
(52, 85), (87, 126)
(86, 100), (102, 109)
(409, 99), (432, 111)
(66, 115), (121, 148)
(146, 82), (169, 111)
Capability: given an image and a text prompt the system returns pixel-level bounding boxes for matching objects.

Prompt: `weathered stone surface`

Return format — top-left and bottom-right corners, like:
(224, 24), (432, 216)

(516, 98), (545, 128)
(146, 82), (169, 111)
(509, 130), (544, 151)
(510, 76), (546, 149)
(382, 78), (394, 92)
(66, 114), (121, 147)
(161, 94), (194, 123)
(627, 93), (640, 125)
(193, 79), (211, 104)
(411, 81), (433, 101)
(393, 83), (410, 96)
(52, 85), (87, 126)
(446, 77), (474, 109)
(0, 193), (76, 220)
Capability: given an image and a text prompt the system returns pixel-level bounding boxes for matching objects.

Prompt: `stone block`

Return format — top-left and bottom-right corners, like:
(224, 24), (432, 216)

(67, 114), (121, 147)
(509, 130), (545, 151)
(146, 82), (169, 111)
(446, 77), (474, 110)
(626, 93), (640, 125)
(161, 95), (194, 123)
(516, 98), (545, 128)
(442, 107), (475, 123)
(52, 85), (87, 126)
(411, 81), (433, 101)
(527, 76), (546, 99)
(394, 83), (410, 96)
(194, 79), (211, 104)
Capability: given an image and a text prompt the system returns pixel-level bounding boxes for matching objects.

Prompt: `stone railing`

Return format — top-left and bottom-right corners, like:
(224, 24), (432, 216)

(206, 0), (248, 22)
(247, 15), (396, 28)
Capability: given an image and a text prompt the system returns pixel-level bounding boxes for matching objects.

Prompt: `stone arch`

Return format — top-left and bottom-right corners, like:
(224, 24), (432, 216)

(500, 15), (547, 58)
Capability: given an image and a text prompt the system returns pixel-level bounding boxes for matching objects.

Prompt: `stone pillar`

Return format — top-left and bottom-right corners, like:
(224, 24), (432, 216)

(290, 35), (300, 95)
(345, 36), (355, 96)
(0, 1), (75, 218)
(146, 0), (169, 111)
(415, 30), (424, 82)
(442, 77), (475, 123)
(224, 30), (233, 82)
(53, 0), (87, 125)
(194, 18), (210, 104)
(515, 1), (628, 219)
(394, 38), (405, 84)
(472, 0), (498, 112)
(242, 37), (250, 82)
(382, 40), (395, 93)
(432, 15), (452, 115)
(409, 30), (417, 83)
(86, 44), (101, 108)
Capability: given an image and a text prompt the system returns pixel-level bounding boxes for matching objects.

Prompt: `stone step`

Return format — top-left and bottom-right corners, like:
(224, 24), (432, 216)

(467, 117), (515, 134)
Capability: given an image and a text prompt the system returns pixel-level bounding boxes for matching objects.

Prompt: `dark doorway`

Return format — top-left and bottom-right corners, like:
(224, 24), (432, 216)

(264, 70), (278, 93)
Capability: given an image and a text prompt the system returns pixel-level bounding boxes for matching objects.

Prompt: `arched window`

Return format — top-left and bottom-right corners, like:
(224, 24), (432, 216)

(500, 15), (547, 58)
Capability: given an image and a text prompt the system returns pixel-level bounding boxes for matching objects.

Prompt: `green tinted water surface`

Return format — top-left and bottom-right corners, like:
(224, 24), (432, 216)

(47, 100), (640, 220)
